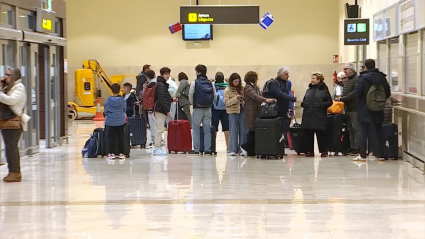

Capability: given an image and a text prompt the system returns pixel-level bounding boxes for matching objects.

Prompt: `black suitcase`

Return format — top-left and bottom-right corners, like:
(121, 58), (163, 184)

(325, 114), (350, 154)
(255, 117), (285, 159)
(93, 128), (105, 157)
(104, 124), (131, 157)
(287, 120), (309, 155)
(128, 104), (147, 147)
(200, 126), (217, 155)
(382, 123), (399, 159)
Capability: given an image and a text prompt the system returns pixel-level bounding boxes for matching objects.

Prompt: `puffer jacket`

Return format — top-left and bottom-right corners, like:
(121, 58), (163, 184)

(224, 86), (244, 114)
(301, 81), (333, 131)
(244, 83), (267, 131)
(149, 77), (171, 115)
(340, 73), (358, 112)
(269, 77), (297, 115)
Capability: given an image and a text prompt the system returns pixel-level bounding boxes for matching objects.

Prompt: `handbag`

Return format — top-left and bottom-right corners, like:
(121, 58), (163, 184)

(328, 100), (344, 114)
(259, 102), (278, 119)
(0, 115), (21, 129)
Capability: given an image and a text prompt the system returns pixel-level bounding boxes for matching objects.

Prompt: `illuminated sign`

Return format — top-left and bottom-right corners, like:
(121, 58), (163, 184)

(42, 19), (52, 31)
(344, 19), (370, 45)
(36, 8), (56, 33)
(180, 6), (259, 25)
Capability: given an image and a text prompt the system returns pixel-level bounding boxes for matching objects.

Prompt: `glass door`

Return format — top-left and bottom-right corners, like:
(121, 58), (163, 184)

(45, 46), (60, 148)
(19, 42), (39, 155)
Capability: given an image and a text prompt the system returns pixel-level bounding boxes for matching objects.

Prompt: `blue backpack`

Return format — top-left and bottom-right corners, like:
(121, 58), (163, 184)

(194, 79), (214, 108)
(213, 87), (226, 110)
(82, 134), (98, 158)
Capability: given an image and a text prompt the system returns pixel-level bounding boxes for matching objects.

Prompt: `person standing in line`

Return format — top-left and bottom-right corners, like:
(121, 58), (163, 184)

(300, 72), (333, 157)
(211, 72), (230, 152)
(104, 83), (127, 160)
(160, 67), (178, 125)
(354, 59), (391, 161)
(0, 68), (29, 182)
(149, 75), (171, 156)
(144, 70), (157, 148)
(224, 73), (245, 156)
(268, 67), (300, 151)
(188, 64), (217, 156)
(332, 72), (345, 101)
(175, 72), (192, 124)
(338, 62), (360, 156)
(240, 71), (276, 157)
(122, 82), (138, 117)
(136, 64), (150, 99)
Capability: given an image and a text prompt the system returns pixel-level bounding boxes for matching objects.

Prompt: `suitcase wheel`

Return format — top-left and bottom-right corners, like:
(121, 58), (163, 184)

(141, 145), (146, 148)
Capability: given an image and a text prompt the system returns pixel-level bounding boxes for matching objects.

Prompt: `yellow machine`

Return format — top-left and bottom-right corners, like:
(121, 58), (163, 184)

(68, 60), (137, 120)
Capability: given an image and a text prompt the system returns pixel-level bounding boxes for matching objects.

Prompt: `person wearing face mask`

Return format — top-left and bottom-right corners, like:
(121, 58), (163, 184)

(332, 72), (345, 101)
(300, 72), (333, 157)
(0, 68), (30, 182)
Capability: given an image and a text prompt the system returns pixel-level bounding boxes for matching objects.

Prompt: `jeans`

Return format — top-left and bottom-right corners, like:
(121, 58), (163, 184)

(1, 129), (23, 173)
(106, 124), (125, 155)
(148, 112), (156, 144)
(359, 121), (383, 158)
(192, 108), (212, 152)
(229, 108), (246, 153)
(179, 104), (192, 125)
(347, 111), (360, 150)
(155, 112), (166, 148)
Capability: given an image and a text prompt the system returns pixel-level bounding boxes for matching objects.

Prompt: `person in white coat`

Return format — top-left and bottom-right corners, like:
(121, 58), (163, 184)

(0, 68), (30, 182)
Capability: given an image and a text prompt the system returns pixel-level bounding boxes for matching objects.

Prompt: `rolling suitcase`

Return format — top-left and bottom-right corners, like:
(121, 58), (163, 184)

(255, 117), (285, 159)
(167, 108), (192, 153)
(325, 114), (350, 154)
(200, 126), (217, 155)
(104, 124), (131, 158)
(382, 123), (399, 159)
(287, 117), (309, 155)
(128, 104), (147, 148)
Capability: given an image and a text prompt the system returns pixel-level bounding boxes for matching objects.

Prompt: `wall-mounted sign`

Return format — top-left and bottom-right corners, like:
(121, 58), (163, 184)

(399, 0), (415, 33)
(36, 8), (56, 33)
(180, 5), (259, 25)
(344, 18), (370, 45)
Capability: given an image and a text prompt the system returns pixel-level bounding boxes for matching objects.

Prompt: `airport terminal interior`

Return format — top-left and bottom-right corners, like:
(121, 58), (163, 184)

(1, 0), (425, 238)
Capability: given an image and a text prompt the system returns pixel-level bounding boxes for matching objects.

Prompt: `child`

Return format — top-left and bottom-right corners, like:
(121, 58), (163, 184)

(104, 83), (127, 159)
(122, 82), (138, 117)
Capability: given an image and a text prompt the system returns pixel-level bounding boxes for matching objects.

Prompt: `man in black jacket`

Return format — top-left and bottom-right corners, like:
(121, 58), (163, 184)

(354, 59), (391, 161)
(122, 82), (138, 117)
(269, 67), (300, 147)
(136, 64), (151, 98)
(339, 62), (360, 155)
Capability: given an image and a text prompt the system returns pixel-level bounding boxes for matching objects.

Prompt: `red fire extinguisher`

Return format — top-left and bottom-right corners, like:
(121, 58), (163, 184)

(333, 71), (337, 84)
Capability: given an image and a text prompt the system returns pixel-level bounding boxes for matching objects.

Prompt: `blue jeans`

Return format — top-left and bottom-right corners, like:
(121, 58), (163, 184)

(229, 108), (246, 153)
(192, 108), (212, 152)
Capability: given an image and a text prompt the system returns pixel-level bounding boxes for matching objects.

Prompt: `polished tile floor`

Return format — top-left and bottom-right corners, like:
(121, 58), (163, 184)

(1, 120), (425, 239)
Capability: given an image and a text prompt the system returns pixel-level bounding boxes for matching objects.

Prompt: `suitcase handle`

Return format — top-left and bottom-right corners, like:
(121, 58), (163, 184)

(133, 102), (143, 118)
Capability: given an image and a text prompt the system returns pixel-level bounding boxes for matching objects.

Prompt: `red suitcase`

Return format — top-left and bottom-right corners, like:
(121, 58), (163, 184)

(167, 119), (192, 153)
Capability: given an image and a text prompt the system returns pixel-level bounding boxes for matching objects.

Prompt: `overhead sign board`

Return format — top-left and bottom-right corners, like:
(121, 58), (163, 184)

(36, 8), (56, 33)
(344, 18), (370, 45)
(180, 5), (260, 25)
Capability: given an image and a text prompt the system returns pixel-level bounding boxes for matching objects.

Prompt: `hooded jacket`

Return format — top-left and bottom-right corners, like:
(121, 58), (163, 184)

(355, 68), (391, 123)
(136, 72), (147, 97)
(300, 81), (333, 131)
(123, 92), (138, 117)
(104, 96), (126, 126)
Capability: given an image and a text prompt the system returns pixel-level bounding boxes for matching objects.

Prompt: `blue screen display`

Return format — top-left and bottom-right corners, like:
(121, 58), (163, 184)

(183, 25), (213, 40)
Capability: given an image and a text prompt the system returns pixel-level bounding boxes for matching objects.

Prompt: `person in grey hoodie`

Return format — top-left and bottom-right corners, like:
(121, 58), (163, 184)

(104, 83), (127, 159)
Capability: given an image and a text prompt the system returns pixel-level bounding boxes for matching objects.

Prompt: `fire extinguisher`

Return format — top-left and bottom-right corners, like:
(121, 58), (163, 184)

(333, 71), (337, 85)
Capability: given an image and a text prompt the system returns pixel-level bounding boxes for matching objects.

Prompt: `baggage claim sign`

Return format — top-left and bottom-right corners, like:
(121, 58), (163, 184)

(344, 18), (370, 45)
(180, 5), (260, 25)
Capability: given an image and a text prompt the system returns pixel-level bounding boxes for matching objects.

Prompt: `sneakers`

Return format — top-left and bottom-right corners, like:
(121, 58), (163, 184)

(153, 148), (167, 156)
(353, 156), (367, 161)
(108, 154), (115, 159)
(230, 152), (237, 156)
(350, 149), (360, 156)
(146, 143), (154, 149)
(204, 151), (213, 156)
(188, 150), (200, 155)
(119, 154), (126, 159)
(240, 147), (248, 157)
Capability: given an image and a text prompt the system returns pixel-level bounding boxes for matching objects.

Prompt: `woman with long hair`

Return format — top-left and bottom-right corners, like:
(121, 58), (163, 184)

(224, 73), (245, 156)
(0, 68), (29, 182)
